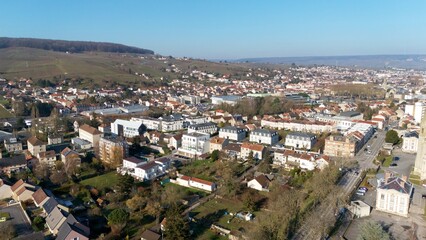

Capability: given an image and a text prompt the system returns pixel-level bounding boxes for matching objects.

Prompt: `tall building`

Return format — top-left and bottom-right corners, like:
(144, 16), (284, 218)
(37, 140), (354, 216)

(413, 115), (426, 180)
(99, 136), (128, 168)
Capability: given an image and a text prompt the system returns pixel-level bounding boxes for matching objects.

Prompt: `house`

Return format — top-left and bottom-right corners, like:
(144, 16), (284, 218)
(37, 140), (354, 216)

(0, 155), (27, 176)
(247, 174), (271, 192)
(241, 142), (265, 160)
(119, 157), (171, 181)
(11, 179), (36, 202)
(56, 215), (90, 240)
(219, 126), (246, 141)
(46, 207), (68, 235)
(134, 161), (161, 181)
(222, 143), (242, 159)
(48, 134), (63, 145)
(188, 122), (218, 135)
(285, 132), (317, 150)
(32, 188), (50, 207)
(209, 137), (229, 153)
(402, 131), (419, 153)
(249, 129), (279, 145)
(61, 147), (81, 172)
(78, 124), (104, 148)
(27, 136), (47, 156)
(168, 133), (182, 149)
(4, 138), (23, 153)
(376, 173), (413, 217)
(178, 132), (210, 158)
(176, 175), (216, 192)
(37, 150), (56, 166)
(0, 179), (12, 199)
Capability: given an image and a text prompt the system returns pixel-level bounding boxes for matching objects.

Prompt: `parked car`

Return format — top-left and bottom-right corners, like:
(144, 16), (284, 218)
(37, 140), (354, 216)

(356, 191), (365, 196)
(358, 187), (368, 193)
(390, 163), (398, 167)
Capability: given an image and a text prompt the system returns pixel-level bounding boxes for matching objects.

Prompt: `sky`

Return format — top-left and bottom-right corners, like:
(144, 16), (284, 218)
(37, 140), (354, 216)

(1, 1), (426, 59)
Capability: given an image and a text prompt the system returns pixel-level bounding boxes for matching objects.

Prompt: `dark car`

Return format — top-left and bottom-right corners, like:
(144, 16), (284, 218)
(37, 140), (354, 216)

(390, 163), (398, 167)
(393, 157), (400, 161)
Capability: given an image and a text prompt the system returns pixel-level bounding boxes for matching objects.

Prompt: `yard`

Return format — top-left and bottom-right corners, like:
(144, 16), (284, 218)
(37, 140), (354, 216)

(163, 182), (208, 197)
(80, 171), (119, 190)
(190, 198), (254, 239)
(0, 104), (13, 118)
(179, 159), (218, 182)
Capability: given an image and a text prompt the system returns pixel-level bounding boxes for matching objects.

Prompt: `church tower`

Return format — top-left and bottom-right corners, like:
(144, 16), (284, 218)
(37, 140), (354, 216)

(413, 115), (426, 180)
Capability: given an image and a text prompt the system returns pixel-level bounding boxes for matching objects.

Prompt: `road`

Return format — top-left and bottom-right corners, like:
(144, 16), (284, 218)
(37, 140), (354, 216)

(0, 204), (33, 236)
(293, 130), (386, 240)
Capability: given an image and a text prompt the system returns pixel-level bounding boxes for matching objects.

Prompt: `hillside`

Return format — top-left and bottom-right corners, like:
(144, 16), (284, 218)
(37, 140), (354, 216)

(0, 47), (251, 87)
(0, 37), (154, 54)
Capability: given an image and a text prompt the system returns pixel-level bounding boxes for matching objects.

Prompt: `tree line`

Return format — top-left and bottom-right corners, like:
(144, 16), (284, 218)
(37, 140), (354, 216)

(218, 96), (295, 117)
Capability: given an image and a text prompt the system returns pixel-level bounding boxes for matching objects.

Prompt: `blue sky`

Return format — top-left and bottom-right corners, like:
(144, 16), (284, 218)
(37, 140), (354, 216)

(1, 1), (425, 59)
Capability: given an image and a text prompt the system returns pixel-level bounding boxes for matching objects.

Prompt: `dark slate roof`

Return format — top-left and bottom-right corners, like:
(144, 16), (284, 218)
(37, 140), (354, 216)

(380, 177), (413, 194)
(287, 131), (315, 138)
(339, 111), (361, 117)
(404, 131), (419, 138)
(42, 197), (59, 214)
(0, 154), (26, 168)
(56, 215), (90, 240)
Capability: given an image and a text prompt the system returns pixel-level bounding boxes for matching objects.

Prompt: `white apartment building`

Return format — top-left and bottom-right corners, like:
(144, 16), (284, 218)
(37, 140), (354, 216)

(261, 119), (333, 133)
(111, 119), (145, 138)
(249, 129), (279, 145)
(405, 102), (426, 124)
(78, 124), (103, 147)
(219, 126), (246, 141)
(178, 132), (210, 158)
(285, 132), (317, 150)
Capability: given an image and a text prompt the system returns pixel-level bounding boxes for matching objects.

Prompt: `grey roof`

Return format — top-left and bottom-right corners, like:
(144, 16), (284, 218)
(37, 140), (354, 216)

(220, 126), (244, 133)
(0, 154), (26, 168)
(251, 128), (277, 136)
(42, 197), (59, 214)
(56, 215), (90, 240)
(46, 207), (67, 231)
(339, 111), (361, 117)
(404, 131), (419, 138)
(188, 122), (217, 129)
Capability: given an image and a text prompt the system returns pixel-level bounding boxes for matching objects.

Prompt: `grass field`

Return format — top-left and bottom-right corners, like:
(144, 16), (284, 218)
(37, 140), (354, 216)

(80, 171), (119, 190)
(0, 105), (13, 118)
(382, 156), (393, 167)
(0, 47), (251, 87)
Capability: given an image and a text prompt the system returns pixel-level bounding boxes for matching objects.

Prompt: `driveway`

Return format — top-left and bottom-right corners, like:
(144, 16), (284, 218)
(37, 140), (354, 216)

(0, 204), (33, 236)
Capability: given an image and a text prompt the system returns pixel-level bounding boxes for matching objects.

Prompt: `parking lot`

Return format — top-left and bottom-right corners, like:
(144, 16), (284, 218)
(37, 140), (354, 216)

(382, 149), (416, 177)
(0, 204), (32, 236)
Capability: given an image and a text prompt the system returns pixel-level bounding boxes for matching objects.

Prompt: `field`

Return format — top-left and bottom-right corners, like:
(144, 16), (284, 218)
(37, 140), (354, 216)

(0, 105), (14, 118)
(80, 171), (119, 190)
(0, 47), (251, 87)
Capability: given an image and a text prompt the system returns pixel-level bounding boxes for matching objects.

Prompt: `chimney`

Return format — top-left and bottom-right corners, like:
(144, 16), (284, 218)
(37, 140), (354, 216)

(384, 171), (391, 183)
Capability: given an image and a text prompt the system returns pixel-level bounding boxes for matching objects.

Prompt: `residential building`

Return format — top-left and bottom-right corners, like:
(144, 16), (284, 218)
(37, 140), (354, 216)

(241, 142), (265, 160)
(118, 157), (171, 181)
(111, 119), (145, 138)
(11, 179), (36, 202)
(376, 173), (413, 217)
(188, 122), (218, 135)
(71, 137), (92, 150)
(247, 174), (271, 192)
(209, 137), (229, 153)
(47, 134), (63, 145)
(32, 188), (50, 208)
(222, 143), (242, 159)
(37, 150), (56, 166)
(61, 147), (81, 172)
(178, 132), (210, 158)
(0, 155), (27, 176)
(285, 132), (317, 150)
(211, 95), (242, 105)
(168, 133), (182, 149)
(249, 129), (279, 145)
(324, 135), (357, 157)
(99, 136), (128, 167)
(348, 200), (371, 218)
(4, 138), (23, 153)
(56, 215), (90, 240)
(219, 126), (246, 141)
(175, 175), (216, 192)
(27, 136), (46, 156)
(78, 124), (103, 148)
(402, 131), (419, 153)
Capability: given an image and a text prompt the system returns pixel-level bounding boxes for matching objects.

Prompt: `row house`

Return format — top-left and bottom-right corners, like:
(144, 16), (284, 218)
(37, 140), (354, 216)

(285, 132), (317, 150)
(261, 119), (332, 133)
(188, 122), (218, 135)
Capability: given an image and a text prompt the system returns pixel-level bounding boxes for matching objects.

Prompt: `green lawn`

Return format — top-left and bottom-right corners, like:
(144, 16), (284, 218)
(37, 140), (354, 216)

(80, 171), (119, 190)
(164, 183), (208, 197)
(382, 156), (393, 167)
(0, 104), (13, 118)
(180, 159), (217, 182)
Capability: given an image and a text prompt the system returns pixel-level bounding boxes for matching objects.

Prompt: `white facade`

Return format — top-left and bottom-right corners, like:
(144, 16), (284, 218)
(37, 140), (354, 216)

(285, 132), (316, 150)
(178, 133), (210, 158)
(249, 129), (279, 145)
(175, 175), (216, 192)
(188, 123), (217, 135)
(376, 177), (413, 217)
(402, 132), (419, 153)
(219, 126), (246, 141)
(111, 119), (144, 138)
(261, 119), (333, 133)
